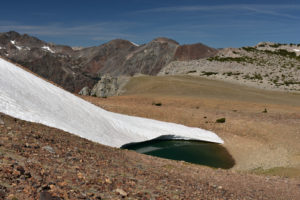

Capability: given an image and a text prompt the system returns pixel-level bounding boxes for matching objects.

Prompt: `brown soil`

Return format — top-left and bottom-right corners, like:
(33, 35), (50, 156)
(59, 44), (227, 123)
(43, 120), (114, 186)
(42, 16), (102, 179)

(174, 43), (217, 61)
(1, 114), (300, 200)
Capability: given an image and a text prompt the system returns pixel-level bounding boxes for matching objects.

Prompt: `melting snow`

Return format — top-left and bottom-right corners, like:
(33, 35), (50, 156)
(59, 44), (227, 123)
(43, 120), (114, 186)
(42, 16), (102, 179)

(0, 58), (224, 147)
(10, 40), (22, 50)
(293, 49), (300, 52)
(42, 46), (55, 53)
(15, 45), (22, 50)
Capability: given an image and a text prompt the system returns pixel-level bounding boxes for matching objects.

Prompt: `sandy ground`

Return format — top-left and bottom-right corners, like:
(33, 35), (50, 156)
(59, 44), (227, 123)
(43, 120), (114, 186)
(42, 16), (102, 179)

(82, 75), (300, 176)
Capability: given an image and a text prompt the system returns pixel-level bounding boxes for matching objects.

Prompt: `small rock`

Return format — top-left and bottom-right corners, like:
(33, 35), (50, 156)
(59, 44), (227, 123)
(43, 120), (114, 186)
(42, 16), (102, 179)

(8, 131), (14, 136)
(105, 178), (112, 184)
(58, 181), (67, 187)
(218, 186), (223, 190)
(24, 143), (31, 148)
(12, 169), (21, 177)
(77, 172), (84, 179)
(0, 117), (4, 125)
(115, 188), (127, 197)
(42, 146), (55, 154)
(7, 194), (18, 200)
(40, 169), (45, 176)
(39, 191), (53, 200)
(50, 184), (56, 190)
(24, 172), (31, 179)
(16, 166), (25, 175)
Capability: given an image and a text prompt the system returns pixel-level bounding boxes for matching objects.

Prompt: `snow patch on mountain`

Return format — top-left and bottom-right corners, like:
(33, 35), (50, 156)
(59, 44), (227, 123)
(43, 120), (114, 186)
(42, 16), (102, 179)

(10, 40), (22, 50)
(15, 45), (22, 50)
(0, 58), (224, 147)
(42, 46), (55, 53)
(130, 41), (139, 46)
(293, 49), (300, 52)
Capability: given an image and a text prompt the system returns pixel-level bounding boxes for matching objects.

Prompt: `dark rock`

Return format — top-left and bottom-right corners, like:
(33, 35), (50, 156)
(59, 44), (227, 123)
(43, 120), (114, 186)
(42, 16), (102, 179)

(16, 166), (25, 175)
(24, 172), (31, 179)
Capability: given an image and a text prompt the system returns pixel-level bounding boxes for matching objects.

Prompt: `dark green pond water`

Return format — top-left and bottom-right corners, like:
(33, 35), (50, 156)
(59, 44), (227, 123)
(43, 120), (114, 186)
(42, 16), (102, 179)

(122, 140), (235, 169)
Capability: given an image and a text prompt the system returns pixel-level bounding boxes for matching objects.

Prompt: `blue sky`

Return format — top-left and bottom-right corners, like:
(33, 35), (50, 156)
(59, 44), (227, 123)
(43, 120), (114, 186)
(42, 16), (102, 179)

(1, 0), (300, 48)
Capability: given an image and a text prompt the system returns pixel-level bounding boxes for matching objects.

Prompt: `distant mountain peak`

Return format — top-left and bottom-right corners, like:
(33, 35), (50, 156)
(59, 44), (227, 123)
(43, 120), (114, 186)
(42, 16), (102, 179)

(152, 37), (179, 45)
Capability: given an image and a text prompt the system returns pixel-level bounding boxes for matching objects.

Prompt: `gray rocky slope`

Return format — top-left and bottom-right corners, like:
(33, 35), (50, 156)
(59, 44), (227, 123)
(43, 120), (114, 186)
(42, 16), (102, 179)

(159, 42), (300, 92)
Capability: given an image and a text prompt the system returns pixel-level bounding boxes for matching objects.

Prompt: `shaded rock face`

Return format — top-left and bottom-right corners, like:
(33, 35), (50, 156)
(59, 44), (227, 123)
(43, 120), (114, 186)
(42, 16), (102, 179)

(0, 31), (95, 92)
(0, 31), (217, 93)
(77, 39), (138, 78)
(118, 37), (180, 76)
(174, 43), (218, 61)
(90, 74), (118, 98)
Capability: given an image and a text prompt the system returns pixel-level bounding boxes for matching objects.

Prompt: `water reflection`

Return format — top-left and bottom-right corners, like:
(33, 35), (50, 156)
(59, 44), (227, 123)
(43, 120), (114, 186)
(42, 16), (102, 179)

(122, 140), (235, 169)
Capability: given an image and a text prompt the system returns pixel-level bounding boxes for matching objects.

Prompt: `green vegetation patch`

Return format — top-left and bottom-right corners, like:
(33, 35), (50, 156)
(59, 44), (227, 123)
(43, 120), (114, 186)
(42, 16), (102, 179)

(242, 47), (257, 52)
(263, 49), (300, 60)
(216, 118), (226, 123)
(284, 80), (300, 86)
(201, 71), (218, 76)
(269, 43), (282, 48)
(223, 72), (241, 76)
(152, 102), (162, 106)
(243, 73), (263, 80)
(207, 56), (255, 64)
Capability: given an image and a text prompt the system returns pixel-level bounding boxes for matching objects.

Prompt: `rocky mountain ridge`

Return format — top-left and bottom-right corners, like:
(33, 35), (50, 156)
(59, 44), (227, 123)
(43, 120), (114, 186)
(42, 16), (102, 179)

(159, 42), (300, 92)
(0, 31), (216, 93)
(2, 31), (299, 94)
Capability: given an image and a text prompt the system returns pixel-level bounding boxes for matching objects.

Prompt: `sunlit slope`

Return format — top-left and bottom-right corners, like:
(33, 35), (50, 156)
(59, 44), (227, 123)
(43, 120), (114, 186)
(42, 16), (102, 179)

(0, 58), (223, 147)
(123, 75), (300, 106)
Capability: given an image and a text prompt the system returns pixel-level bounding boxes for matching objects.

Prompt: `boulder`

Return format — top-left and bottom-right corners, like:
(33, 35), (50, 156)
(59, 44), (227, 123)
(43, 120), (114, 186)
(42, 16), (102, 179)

(78, 86), (91, 96)
(90, 74), (118, 98)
